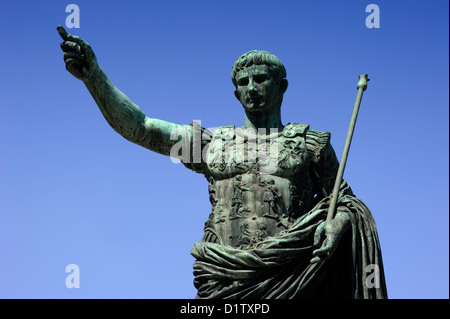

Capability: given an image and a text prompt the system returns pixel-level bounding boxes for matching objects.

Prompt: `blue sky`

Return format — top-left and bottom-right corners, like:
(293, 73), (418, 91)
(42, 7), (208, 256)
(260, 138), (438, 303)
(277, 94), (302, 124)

(0, 0), (448, 299)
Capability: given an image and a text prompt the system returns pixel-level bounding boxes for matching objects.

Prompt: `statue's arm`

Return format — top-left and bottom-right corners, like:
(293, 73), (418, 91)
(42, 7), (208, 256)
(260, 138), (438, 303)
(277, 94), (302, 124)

(57, 26), (190, 157)
(305, 130), (340, 197)
(306, 129), (354, 263)
(83, 67), (191, 155)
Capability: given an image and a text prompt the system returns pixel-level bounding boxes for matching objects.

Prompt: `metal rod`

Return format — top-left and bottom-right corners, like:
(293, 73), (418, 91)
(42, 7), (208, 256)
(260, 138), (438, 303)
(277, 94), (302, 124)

(326, 74), (369, 222)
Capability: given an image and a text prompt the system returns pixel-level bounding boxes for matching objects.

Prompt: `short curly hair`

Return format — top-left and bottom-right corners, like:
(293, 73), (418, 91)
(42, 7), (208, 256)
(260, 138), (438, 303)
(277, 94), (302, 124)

(231, 50), (287, 87)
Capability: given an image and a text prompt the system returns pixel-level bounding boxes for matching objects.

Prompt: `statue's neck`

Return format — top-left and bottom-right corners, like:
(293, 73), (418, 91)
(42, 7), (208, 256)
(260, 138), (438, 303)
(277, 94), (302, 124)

(243, 107), (284, 134)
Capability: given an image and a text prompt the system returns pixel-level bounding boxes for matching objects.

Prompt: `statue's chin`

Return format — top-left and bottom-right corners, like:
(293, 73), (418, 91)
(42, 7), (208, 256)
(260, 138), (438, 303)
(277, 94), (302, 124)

(243, 102), (267, 113)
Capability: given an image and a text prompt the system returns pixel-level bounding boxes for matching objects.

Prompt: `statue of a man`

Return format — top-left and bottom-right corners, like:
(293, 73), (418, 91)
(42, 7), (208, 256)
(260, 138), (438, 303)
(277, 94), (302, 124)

(57, 26), (387, 299)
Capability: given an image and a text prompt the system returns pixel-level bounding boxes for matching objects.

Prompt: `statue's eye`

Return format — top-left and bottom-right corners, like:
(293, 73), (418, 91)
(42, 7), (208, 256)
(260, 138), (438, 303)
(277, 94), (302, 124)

(238, 78), (249, 86)
(254, 75), (268, 84)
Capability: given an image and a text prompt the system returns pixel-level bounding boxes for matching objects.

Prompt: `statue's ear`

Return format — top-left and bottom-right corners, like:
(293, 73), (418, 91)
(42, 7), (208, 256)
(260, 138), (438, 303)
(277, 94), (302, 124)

(279, 78), (288, 93)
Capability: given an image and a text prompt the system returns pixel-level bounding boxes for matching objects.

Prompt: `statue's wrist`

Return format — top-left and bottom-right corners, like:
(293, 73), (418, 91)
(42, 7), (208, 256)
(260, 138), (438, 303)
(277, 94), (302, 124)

(83, 64), (101, 84)
(335, 209), (351, 229)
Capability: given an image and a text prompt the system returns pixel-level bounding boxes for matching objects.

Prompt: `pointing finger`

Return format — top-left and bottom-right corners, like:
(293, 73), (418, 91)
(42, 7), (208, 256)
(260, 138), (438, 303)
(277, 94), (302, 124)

(57, 25), (68, 41)
(56, 25), (89, 51)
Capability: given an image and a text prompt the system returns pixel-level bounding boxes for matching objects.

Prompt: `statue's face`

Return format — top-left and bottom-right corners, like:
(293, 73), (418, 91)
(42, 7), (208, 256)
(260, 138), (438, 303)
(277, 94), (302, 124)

(234, 65), (283, 114)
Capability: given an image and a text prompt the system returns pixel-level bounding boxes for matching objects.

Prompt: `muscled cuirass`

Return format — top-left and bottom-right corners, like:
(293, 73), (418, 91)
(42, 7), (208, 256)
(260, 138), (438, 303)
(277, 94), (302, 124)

(201, 123), (315, 248)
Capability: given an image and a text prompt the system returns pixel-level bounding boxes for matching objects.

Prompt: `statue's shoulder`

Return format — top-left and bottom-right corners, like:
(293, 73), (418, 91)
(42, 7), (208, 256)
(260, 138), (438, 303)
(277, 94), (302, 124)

(282, 122), (309, 137)
(285, 123), (331, 163)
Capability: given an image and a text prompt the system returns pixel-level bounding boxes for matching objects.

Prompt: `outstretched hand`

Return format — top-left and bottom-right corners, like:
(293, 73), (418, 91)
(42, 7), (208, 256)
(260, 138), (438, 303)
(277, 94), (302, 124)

(310, 210), (351, 264)
(57, 25), (98, 81)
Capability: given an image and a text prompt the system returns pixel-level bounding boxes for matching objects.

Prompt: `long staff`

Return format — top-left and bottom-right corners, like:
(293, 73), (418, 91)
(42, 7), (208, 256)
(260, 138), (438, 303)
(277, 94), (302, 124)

(326, 74), (370, 222)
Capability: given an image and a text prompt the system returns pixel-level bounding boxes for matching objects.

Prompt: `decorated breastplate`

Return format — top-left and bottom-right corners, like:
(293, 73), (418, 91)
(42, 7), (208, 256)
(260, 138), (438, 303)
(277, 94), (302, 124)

(202, 123), (314, 248)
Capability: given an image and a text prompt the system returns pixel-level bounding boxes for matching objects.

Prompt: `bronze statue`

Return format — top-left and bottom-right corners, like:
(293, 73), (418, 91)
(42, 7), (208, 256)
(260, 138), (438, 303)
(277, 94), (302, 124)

(57, 25), (387, 299)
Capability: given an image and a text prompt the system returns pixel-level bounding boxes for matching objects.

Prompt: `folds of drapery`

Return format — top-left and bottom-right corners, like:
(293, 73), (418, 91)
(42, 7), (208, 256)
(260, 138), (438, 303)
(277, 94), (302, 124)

(191, 182), (387, 299)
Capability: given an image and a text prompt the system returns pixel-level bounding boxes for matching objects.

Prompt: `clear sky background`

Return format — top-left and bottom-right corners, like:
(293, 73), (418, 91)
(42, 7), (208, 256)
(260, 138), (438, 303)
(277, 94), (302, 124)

(0, 0), (448, 299)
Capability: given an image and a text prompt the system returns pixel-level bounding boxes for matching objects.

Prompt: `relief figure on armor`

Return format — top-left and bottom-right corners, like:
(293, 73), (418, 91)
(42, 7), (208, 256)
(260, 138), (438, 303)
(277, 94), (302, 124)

(260, 176), (281, 220)
(230, 175), (252, 220)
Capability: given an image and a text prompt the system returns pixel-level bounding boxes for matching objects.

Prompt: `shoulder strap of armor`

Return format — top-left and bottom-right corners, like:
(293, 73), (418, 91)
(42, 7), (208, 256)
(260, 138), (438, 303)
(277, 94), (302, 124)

(305, 128), (332, 164)
(282, 122), (310, 138)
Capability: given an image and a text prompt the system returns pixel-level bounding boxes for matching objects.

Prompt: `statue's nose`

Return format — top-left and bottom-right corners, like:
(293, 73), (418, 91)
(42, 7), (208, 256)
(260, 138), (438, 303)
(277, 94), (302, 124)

(248, 79), (256, 93)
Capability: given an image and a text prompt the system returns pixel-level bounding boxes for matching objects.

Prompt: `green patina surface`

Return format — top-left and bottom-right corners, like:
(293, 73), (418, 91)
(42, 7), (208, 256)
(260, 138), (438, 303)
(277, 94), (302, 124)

(57, 26), (387, 299)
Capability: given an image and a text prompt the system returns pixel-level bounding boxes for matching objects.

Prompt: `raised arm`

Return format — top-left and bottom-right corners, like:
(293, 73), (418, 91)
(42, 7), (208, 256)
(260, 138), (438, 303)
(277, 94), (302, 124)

(57, 26), (190, 157)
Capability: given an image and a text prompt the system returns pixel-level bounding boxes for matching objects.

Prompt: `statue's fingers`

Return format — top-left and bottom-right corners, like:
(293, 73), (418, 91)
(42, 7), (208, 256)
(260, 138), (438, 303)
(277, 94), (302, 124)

(64, 55), (86, 75)
(310, 242), (332, 263)
(310, 256), (321, 264)
(313, 223), (325, 248)
(60, 41), (81, 54)
(63, 51), (85, 64)
(57, 25), (90, 53)
(57, 25), (68, 40)
(312, 239), (331, 258)
(57, 26), (81, 43)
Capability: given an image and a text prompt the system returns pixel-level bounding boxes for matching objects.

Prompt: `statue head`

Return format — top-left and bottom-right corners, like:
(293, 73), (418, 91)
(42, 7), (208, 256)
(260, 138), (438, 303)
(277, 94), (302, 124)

(232, 50), (288, 114)
(231, 50), (287, 87)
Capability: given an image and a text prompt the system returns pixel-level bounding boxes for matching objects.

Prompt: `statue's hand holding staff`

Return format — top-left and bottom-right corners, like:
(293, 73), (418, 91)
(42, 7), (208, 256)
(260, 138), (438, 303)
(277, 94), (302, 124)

(57, 25), (98, 81)
(310, 210), (351, 264)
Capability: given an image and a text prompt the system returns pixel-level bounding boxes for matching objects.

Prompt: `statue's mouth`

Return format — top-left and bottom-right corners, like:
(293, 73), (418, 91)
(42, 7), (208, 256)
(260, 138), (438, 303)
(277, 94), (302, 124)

(247, 96), (262, 104)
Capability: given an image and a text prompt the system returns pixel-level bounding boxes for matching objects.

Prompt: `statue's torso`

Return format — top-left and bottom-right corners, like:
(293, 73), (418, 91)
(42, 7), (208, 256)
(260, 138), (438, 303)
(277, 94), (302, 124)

(202, 123), (315, 248)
